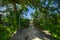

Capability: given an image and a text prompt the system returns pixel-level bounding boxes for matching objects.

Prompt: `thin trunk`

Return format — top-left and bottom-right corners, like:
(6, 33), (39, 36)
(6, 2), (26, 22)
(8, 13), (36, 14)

(13, 0), (17, 27)
(13, 0), (17, 13)
(0, 14), (2, 24)
(13, 1), (20, 28)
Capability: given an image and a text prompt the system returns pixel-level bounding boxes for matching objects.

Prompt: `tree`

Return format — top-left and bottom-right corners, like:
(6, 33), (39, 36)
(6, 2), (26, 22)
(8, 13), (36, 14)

(0, 14), (2, 24)
(0, 0), (60, 40)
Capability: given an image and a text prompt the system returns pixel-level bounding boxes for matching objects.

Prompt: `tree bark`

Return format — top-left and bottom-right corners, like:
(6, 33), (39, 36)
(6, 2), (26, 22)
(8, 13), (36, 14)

(0, 14), (2, 24)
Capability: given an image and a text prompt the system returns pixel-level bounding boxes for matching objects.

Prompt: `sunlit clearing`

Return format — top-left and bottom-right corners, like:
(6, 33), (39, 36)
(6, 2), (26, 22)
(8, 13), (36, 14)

(32, 37), (42, 40)
(43, 37), (50, 40)
(11, 31), (17, 37)
(42, 30), (51, 35)
(14, 31), (17, 34)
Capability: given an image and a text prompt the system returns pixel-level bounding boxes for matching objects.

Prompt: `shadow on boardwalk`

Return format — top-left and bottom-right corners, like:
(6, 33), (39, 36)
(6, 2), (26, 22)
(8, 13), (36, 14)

(10, 24), (56, 40)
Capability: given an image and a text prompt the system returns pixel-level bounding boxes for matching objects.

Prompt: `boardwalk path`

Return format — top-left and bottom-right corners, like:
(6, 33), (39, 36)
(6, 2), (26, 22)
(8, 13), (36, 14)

(10, 22), (55, 40)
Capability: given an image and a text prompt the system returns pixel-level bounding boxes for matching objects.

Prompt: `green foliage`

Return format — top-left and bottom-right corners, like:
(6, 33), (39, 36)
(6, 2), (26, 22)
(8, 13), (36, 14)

(0, 17), (30, 40)
(0, 26), (9, 40)
(0, 0), (60, 40)
(33, 12), (60, 40)
(20, 18), (30, 29)
(0, 25), (14, 40)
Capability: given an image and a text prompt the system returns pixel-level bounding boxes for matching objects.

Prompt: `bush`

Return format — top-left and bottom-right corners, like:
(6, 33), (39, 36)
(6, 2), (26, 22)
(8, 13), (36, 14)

(0, 25), (17, 40)
(0, 25), (9, 40)
(20, 18), (30, 29)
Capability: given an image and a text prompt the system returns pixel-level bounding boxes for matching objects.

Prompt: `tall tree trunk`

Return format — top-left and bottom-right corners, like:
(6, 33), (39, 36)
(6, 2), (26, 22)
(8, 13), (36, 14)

(13, 0), (17, 13)
(0, 14), (2, 24)
(13, 0), (17, 27)
(13, 1), (20, 28)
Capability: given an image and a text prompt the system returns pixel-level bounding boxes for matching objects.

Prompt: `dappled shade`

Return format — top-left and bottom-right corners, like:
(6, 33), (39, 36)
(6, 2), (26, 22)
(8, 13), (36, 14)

(0, 0), (60, 40)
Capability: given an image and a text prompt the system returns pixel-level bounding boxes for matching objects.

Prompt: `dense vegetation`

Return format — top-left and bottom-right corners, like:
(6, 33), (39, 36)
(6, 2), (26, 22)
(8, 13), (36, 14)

(0, 0), (60, 40)
(32, 11), (60, 40)
(0, 16), (30, 40)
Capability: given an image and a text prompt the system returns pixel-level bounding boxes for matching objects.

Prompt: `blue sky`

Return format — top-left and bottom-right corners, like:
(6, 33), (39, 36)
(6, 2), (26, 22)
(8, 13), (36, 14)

(0, 6), (6, 11)
(0, 6), (34, 19)
(24, 6), (35, 19)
